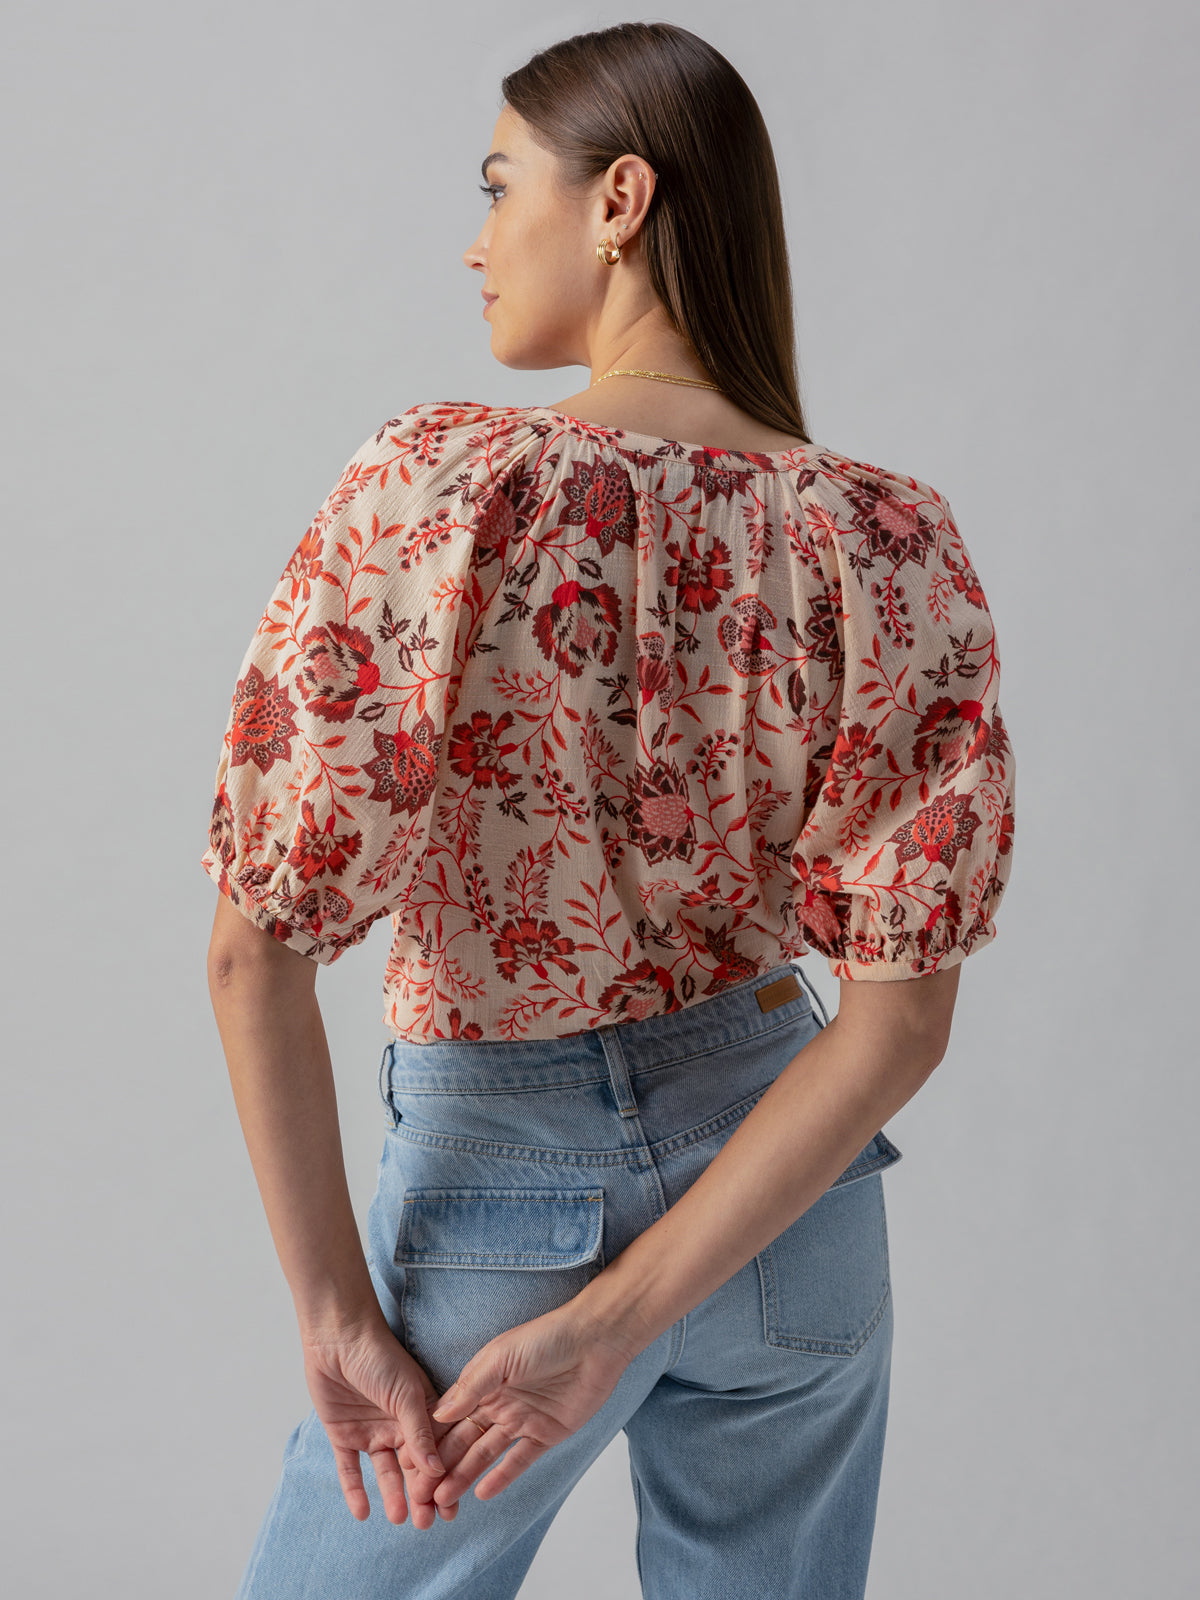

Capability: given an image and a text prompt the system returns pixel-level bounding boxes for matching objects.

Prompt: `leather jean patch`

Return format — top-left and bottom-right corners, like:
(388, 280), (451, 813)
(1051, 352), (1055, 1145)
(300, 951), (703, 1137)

(755, 972), (803, 1013)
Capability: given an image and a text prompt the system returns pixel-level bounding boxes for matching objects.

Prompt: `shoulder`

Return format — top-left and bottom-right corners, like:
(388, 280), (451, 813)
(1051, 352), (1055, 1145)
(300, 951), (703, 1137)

(797, 444), (976, 589)
(805, 444), (955, 534)
(309, 402), (542, 536)
(371, 399), (540, 455)
(799, 446), (999, 632)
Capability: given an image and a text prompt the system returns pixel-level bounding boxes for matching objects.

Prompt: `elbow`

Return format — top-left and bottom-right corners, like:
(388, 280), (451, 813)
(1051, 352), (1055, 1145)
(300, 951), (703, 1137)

(206, 937), (316, 1019)
(834, 962), (959, 1081)
(207, 928), (304, 976)
(206, 942), (242, 991)
(889, 1022), (947, 1085)
(907, 1002), (956, 1076)
(206, 909), (309, 998)
(906, 964), (961, 1070)
(207, 892), (295, 990)
(206, 938), (256, 1000)
(890, 1025), (947, 1103)
(921, 1027), (952, 1074)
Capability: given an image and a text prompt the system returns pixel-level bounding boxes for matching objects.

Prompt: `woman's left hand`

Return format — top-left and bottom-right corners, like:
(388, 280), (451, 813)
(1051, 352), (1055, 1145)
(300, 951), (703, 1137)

(425, 1299), (637, 1508)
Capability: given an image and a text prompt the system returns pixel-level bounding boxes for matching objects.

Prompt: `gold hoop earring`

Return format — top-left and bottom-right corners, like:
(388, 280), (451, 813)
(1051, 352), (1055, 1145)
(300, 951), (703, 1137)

(597, 234), (621, 266)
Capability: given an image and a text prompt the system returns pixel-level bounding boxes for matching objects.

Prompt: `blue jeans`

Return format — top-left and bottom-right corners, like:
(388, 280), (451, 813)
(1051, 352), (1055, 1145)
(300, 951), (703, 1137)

(235, 959), (902, 1599)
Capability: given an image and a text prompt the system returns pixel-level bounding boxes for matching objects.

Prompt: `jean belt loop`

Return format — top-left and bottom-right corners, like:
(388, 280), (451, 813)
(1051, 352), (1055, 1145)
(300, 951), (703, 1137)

(793, 962), (831, 1029)
(598, 1024), (640, 1119)
(378, 1042), (396, 1123)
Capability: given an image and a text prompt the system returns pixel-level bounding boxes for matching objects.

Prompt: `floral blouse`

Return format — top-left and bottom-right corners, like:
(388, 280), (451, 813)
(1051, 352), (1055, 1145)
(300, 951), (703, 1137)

(201, 401), (1016, 1041)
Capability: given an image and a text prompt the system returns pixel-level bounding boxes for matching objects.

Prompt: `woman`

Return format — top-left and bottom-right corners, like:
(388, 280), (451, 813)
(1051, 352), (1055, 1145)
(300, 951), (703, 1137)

(203, 21), (1016, 1599)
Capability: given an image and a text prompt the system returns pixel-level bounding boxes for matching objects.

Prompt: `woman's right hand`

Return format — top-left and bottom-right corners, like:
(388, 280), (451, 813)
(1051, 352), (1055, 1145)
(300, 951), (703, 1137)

(300, 1315), (462, 1529)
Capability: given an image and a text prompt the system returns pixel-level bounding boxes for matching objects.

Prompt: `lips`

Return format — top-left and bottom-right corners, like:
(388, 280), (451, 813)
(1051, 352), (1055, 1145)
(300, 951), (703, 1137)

(481, 291), (498, 304)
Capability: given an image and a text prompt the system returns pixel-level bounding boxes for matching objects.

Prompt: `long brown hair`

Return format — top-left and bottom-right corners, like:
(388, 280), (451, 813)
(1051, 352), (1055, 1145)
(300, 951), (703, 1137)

(500, 21), (812, 443)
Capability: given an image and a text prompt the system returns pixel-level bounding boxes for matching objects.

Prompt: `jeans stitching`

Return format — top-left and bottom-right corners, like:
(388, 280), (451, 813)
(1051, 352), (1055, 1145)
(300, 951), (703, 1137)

(619, 1001), (814, 1074)
(385, 1090), (900, 1189)
(630, 1458), (647, 1593)
(757, 1178), (893, 1356)
(384, 1078), (777, 1167)
(393, 1188), (606, 1270)
(234, 1425), (305, 1598)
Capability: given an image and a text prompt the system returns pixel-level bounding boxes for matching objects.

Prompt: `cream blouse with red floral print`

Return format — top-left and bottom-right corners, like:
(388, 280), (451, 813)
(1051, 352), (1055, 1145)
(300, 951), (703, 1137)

(201, 400), (1015, 1042)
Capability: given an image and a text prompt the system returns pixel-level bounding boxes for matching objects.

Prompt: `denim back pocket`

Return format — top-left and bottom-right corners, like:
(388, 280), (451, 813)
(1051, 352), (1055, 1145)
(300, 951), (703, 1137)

(755, 1133), (901, 1357)
(394, 1187), (606, 1393)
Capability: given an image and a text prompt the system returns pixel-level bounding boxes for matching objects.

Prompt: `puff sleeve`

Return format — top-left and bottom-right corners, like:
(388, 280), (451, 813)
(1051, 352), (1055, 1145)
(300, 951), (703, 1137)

(788, 463), (1016, 980)
(199, 403), (503, 963)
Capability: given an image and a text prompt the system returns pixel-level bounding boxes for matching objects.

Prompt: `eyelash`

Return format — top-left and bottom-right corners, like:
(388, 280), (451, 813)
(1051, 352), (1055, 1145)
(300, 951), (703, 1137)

(479, 183), (504, 205)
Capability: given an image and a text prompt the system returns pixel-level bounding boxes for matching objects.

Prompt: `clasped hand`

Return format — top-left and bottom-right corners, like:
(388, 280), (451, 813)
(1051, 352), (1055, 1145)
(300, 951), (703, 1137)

(301, 1300), (636, 1527)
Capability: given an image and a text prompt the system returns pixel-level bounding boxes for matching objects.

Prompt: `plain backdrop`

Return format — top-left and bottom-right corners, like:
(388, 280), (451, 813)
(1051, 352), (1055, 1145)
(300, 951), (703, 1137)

(3, 1), (1196, 1595)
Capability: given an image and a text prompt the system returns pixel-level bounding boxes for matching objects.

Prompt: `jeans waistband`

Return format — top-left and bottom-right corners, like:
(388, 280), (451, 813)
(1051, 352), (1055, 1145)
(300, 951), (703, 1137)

(381, 959), (830, 1097)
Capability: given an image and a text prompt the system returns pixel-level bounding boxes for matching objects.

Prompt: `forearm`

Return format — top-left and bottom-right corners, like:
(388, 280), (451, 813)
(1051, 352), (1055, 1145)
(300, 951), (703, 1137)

(573, 1007), (942, 1359)
(207, 956), (382, 1339)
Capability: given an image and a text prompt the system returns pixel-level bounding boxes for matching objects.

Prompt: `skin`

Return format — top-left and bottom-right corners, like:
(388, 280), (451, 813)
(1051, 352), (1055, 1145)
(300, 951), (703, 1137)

(207, 101), (963, 1530)
(464, 102), (811, 452)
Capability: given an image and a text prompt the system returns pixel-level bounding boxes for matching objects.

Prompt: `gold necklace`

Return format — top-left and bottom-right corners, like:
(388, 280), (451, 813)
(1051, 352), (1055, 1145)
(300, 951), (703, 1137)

(591, 366), (722, 392)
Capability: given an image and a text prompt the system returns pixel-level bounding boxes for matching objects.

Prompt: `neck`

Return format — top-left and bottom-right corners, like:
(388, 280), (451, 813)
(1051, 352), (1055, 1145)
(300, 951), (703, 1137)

(588, 313), (709, 390)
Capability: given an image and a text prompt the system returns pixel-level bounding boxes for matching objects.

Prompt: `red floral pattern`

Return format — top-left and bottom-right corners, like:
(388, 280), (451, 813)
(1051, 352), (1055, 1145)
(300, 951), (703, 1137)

(201, 401), (1016, 1041)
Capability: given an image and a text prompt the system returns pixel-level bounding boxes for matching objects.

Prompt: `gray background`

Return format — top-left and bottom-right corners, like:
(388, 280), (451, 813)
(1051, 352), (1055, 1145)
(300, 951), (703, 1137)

(3, 1), (1196, 1594)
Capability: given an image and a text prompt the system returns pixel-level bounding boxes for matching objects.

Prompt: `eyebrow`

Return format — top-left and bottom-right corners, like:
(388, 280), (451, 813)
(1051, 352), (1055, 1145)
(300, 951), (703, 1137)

(480, 152), (513, 180)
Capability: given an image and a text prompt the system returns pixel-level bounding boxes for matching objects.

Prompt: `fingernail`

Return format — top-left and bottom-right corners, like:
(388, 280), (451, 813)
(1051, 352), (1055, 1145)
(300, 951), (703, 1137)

(426, 1453), (444, 1472)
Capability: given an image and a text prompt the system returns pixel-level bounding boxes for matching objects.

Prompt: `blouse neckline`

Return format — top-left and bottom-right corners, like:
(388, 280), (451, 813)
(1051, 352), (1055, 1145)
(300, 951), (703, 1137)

(522, 405), (818, 473)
